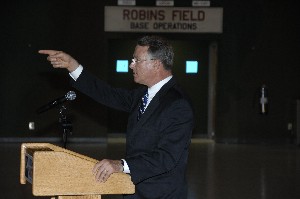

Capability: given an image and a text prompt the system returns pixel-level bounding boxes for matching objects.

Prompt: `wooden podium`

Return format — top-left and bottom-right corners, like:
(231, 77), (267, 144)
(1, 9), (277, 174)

(20, 143), (135, 199)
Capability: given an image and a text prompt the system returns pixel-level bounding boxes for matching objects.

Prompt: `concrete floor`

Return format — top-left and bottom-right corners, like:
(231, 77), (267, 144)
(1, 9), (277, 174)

(1, 140), (299, 199)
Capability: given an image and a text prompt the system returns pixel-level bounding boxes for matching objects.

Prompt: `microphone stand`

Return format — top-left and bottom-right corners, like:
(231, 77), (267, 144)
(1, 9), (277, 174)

(58, 105), (72, 149)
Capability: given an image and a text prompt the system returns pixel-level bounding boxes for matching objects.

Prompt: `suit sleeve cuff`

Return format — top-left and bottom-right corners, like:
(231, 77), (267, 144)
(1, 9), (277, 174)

(121, 159), (131, 174)
(69, 65), (83, 81)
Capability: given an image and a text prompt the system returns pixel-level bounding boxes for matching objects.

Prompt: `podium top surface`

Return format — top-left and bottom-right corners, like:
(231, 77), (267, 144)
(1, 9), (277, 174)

(20, 143), (135, 196)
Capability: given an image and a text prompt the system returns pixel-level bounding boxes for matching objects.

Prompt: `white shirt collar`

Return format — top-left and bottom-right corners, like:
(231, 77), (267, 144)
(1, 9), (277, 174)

(147, 76), (172, 101)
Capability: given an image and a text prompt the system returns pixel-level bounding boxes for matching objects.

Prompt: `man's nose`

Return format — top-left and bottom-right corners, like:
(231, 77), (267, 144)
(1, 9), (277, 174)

(129, 63), (134, 69)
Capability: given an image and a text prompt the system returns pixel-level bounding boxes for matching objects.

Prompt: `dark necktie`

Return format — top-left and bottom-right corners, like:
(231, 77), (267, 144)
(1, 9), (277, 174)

(138, 91), (149, 120)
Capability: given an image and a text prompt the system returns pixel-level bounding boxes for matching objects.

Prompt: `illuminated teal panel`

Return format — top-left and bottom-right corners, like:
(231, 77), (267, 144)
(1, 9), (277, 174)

(186, 61), (198, 74)
(116, 60), (129, 72)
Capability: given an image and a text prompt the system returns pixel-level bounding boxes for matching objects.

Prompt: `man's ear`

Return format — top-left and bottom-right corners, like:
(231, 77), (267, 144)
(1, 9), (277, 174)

(154, 60), (163, 71)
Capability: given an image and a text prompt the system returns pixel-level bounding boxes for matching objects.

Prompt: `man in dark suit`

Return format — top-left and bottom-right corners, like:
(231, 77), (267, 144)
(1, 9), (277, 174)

(39, 35), (194, 199)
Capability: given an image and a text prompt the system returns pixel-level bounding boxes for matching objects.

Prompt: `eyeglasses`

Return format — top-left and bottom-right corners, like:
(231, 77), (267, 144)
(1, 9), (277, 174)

(131, 58), (156, 64)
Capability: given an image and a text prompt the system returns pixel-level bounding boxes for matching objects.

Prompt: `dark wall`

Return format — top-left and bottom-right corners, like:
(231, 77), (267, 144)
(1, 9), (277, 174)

(1, 0), (108, 138)
(1, 0), (299, 143)
(216, 1), (300, 143)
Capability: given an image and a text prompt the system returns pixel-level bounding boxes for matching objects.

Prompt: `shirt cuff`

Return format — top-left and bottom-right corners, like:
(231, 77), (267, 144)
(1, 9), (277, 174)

(121, 159), (131, 174)
(69, 65), (83, 81)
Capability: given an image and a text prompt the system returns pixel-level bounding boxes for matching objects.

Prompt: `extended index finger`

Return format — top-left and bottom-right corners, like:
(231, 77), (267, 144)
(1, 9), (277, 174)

(38, 50), (60, 55)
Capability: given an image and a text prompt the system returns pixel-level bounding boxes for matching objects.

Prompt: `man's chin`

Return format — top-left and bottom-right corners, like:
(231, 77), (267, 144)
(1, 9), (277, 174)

(133, 76), (139, 82)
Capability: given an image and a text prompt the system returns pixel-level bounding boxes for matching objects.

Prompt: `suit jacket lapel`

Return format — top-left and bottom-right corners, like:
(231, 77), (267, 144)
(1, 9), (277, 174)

(133, 77), (176, 126)
(127, 87), (147, 128)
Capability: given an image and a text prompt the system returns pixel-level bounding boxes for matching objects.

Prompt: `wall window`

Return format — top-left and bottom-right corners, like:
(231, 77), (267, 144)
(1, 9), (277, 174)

(116, 60), (129, 72)
(186, 61), (198, 74)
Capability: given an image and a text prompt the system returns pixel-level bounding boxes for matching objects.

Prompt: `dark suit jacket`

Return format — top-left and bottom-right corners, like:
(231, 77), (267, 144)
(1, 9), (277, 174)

(71, 69), (194, 199)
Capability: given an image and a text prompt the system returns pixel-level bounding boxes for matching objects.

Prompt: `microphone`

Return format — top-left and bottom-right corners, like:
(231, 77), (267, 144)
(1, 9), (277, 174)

(37, 91), (76, 114)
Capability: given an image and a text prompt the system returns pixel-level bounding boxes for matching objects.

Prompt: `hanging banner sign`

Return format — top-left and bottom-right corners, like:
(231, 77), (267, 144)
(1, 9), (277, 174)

(104, 6), (223, 33)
